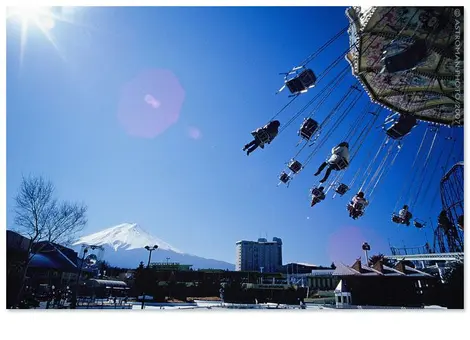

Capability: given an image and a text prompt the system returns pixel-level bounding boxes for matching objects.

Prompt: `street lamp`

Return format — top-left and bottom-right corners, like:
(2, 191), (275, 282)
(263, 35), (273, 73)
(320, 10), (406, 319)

(141, 245), (158, 309)
(71, 244), (100, 309)
(362, 242), (371, 264)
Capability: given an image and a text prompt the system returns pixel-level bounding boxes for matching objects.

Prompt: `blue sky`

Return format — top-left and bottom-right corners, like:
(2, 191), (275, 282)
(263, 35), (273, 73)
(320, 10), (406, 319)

(6, 6), (463, 266)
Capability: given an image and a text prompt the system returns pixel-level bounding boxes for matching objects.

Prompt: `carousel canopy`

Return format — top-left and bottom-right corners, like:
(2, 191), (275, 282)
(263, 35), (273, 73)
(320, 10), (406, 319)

(346, 7), (463, 126)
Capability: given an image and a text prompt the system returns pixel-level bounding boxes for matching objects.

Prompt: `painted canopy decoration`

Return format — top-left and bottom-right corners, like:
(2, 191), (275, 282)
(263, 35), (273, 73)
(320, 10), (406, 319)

(345, 6), (464, 126)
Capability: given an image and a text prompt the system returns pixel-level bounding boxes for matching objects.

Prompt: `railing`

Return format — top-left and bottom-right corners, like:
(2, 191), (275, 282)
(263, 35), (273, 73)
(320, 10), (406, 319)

(384, 252), (464, 262)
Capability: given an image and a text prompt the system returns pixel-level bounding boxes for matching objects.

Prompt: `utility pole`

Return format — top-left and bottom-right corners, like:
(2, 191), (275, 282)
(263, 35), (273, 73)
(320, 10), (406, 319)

(141, 245), (158, 310)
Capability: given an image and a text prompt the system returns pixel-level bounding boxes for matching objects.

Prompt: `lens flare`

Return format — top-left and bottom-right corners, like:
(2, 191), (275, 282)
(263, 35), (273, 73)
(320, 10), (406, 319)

(118, 69), (186, 139)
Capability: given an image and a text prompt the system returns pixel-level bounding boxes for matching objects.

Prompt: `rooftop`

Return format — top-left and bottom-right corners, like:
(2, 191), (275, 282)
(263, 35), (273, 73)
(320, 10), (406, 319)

(333, 259), (434, 277)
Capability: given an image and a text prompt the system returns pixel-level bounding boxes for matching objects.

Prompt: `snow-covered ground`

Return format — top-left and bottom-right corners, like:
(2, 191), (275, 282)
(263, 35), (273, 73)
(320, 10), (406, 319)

(132, 301), (327, 310)
(33, 299), (445, 310)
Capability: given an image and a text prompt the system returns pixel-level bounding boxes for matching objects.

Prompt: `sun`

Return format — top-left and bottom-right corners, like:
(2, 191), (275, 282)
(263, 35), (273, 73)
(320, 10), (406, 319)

(8, 7), (56, 30)
(7, 6), (61, 66)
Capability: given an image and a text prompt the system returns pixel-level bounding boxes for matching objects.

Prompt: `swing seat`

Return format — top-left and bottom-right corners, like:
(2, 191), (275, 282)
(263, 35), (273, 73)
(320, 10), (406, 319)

(382, 39), (428, 73)
(351, 209), (364, 219)
(335, 183), (349, 196)
(354, 202), (365, 210)
(279, 171), (291, 184)
(298, 118), (319, 141)
(333, 158), (349, 170)
(287, 160), (303, 174)
(392, 213), (411, 226)
(311, 189), (325, 201)
(252, 129), (271, 145)
(311, 193), (324, 206)
(348, 202), (365, 219)
(392, 213), (403, 224)
(311, 197), (321, 207)
(385, 115), (417, 140)
(285, 69), (317, 95)
(413, 220), (425, 229)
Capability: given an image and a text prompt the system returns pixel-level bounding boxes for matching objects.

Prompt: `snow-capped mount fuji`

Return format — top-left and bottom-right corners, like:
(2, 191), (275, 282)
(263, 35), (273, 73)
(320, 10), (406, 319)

(73, 223), (234, 270)
(74, 223), (182, 253)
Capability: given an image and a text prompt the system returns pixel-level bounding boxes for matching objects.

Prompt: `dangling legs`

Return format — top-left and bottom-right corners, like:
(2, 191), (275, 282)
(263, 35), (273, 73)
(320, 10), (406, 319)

(319, 165), (334, 183)
(348, 204), (355, 217)
(246, 140), (261, 156)
(243, 139), (257, 151)
(314, 162), (328, 176)
(353, 209), (362, 219)
(405, 212), (412, 226)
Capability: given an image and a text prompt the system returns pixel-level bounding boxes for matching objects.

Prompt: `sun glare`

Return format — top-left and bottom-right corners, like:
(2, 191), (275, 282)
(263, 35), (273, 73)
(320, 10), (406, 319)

(7, 6), (62, 66)
(8, 7), (55, 30)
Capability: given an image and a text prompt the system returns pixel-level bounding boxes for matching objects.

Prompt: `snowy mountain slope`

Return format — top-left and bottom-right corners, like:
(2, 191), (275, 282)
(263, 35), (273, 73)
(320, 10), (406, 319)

(73, 223), (234, 270)
(73, 223), (182, 253)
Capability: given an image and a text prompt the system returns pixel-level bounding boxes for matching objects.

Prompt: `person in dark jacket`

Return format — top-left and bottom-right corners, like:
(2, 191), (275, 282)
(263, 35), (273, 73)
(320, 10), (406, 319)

(243, 120), (281, 156)
(310, 186), (326, 207)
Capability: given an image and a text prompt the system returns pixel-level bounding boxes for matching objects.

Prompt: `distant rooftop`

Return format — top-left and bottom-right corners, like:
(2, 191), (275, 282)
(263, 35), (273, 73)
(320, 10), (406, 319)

(236, 237), (282, 245)
(293, 262), (318, 267)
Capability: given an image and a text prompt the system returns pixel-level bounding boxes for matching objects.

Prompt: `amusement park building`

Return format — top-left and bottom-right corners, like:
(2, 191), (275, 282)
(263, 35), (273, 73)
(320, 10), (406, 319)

(235, 238), (283, 272)
(332, 258), (440, 307)
(6, 230), (95, 308)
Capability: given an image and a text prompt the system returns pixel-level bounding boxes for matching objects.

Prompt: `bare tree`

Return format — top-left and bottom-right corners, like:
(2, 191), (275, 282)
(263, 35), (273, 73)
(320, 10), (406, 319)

(12, 175), (88, 306)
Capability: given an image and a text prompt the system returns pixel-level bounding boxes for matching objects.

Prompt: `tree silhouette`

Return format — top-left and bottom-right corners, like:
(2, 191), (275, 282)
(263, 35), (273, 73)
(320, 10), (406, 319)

(12, 175), (88, 307)
(368, 253), (394, 267)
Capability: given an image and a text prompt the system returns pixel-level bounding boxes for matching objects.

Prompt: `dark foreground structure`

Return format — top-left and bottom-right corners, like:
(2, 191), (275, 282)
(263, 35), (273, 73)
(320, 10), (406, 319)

(333, 258), (444, 307)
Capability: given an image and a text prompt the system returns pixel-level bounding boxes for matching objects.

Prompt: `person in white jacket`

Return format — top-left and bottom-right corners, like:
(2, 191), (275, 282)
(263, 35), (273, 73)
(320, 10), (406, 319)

(398, 205), (412, 226)
(314, 142), (350, 183)
(348, 192), (368, 219)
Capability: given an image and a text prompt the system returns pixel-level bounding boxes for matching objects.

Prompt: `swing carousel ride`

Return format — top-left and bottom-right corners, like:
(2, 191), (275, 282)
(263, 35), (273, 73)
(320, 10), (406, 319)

(243, 6), (464, 252)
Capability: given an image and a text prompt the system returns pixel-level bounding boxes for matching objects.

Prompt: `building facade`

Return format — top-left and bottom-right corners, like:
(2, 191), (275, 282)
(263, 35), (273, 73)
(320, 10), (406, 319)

(332, 258), (440, 307)
(235, 237), (282, 272)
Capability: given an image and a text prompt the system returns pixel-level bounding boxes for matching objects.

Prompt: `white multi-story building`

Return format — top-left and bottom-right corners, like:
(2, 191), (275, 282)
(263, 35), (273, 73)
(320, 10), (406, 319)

(235, 237), (283, 272)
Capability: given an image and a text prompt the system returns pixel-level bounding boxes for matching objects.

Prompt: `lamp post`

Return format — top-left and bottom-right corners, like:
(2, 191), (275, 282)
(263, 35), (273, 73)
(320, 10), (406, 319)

(71, 245), (99, 309)
(141, 245), (158, 309)
(362, 242), (371, 265)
